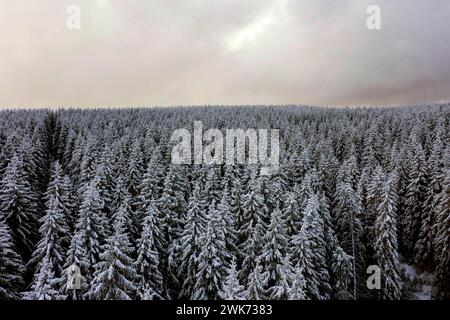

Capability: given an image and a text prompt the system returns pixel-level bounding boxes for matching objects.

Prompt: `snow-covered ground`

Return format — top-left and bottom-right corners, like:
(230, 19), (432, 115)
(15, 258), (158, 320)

(401, 262), (434, 300)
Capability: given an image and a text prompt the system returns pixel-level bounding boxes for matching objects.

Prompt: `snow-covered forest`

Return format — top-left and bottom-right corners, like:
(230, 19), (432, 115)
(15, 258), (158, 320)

(0, 105), (448, 300)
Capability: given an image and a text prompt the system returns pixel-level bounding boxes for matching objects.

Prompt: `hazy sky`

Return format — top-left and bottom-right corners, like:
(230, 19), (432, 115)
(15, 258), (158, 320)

(1, 0), (450, 108)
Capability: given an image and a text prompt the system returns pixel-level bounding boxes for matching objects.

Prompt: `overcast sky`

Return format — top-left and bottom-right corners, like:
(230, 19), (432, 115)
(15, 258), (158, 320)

(1, 0), (450, 108)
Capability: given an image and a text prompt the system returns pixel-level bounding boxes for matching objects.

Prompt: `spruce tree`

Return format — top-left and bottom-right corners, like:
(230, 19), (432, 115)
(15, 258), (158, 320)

(374, 172), (403, 300)
(289, 264), (308, 300)
(402, 137), (428, 259)
(244, 263), (267, 300)
(0, 152), (38, 259)
(178, 185), (207, 298)
(75, 178), (106, 275)
(218, 258), (246, 300)
(193, 200), (229, 300)
(89, 206), (137, 300)
(59, 233), (89, 300)
(432, 166), (449, 299)
(0, 221), (25, 300)
(135, 202), (164, 299)
(27, 162), (70, 294)
(259, 205), (290, 297)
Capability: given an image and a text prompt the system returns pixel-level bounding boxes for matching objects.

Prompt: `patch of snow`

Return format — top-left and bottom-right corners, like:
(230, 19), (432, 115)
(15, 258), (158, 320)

(401, 262), (417, 281)
(415, 285), (432, 300)
(400, 261), (434, 300)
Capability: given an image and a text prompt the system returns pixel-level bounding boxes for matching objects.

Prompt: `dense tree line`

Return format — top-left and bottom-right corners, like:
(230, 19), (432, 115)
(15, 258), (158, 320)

(0, 105), (448, 300)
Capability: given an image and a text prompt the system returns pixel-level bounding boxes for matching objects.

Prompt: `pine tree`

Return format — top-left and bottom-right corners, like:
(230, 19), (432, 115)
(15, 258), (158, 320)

(23, 256), (60, 300)
(193, 200), (230, 300)
(60, 175), (76, 231)
(89, 206), (137, 300)
(27, 163), (71, 295)
(95, 155), (116, 219)
(282, 187), (302, 238)
(59, 233), (89, 300)
(291, 195), (322, 299)
(432, 166), (450, 299)
(238, 171), (268, 283)
(402, 137), (428, 259)
(126, 138), (144, 197)
(136, 146), (166, 220)
(218, 258), (246, 300)
(111, 183), (137, 245)
(217, 186), (237, 254)
(415, 130), (446, 268)
(0, 152), (38, 259)
(288, 265), (308, 300)
(259, 205), (290, 297)
(331, 245), (353, 300)
(374, 172), (402, 300)
(333, 182), (364, 299)
(0, 221), (25, 300)
(244, 263), (267, 300)
(267, 253), (292, 300)
(75, 178), (106, 275)
(178, 185), (207, 299)
(135, 201), (164, 300)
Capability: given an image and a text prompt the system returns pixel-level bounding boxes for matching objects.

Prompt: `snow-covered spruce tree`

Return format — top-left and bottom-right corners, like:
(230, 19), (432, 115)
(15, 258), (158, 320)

(402, 135), (428, 260)
(331, 244), (353, 300)
(158, 164), (190, 298)
(23, 255), (61, 300)
(290, 194), (326, 300)
(26, 162), (71, 298)
(226, 165), (244, 225)
(244, 262), (268, 300)
(267, 253), (293, 300)
(89, 203), (137, 300)
(333, 181), (365, 299)
(0, 221), (25, 300)
(217, 186), (238, 254)
(238, 166), (267, 241)
(178, 185), (207, 299)
(135, 201), (164, 300)
(239, 221), (263, 288)
(66, 133), (85, 187)
(288, 264), (308, 300)
(374, 171), (403, 300)
(60, 174), (76, 231)
(238, 169), (268, 283)
(75, 177), (106, 275)
(111, 179), (138, 245)
(198, 166), (221, 214)
(192, 200), (230, 300)
(59, 233), (89, 300)
(282, 186), (302, 238)
(361, 125), (380, 175)
(136, 146), (166, 219)
(365, 166), (385, 264)
(337, 147), (360, 190)
(125, 138), (144, 198)
(432, 166), (449, 299)
(317, 191), (350, 299)
(259, 205), (291, 299)
(415, 128), (446, 269)
(95, 155), (116, 220)
(0, 152), (38, 259)
(258, 173), (277, 214)
(77, 137), (99, 194)
(29, 114), (55, 198)
(219, 258), (246, 300)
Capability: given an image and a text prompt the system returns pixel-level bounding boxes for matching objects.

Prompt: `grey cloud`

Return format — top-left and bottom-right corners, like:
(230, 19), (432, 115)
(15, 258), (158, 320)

(0, 0), (449, 108)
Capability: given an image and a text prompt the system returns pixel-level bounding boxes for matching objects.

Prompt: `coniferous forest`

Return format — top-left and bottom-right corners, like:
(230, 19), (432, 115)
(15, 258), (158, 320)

(0, 105), (448, 300)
